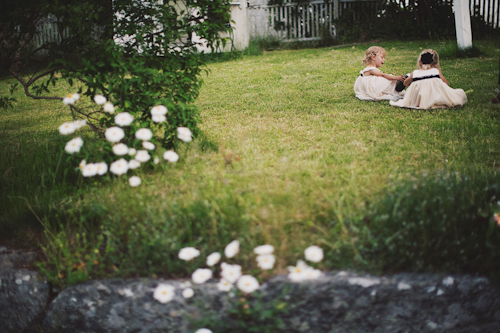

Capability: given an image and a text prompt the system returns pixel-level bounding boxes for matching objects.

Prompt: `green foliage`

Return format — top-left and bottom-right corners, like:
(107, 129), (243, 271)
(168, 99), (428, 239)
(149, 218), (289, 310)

(0, 83), (18, 110)
(366, 170), (500, 279)
(437, 42), (483, 60)
(193, 290), (289, 332)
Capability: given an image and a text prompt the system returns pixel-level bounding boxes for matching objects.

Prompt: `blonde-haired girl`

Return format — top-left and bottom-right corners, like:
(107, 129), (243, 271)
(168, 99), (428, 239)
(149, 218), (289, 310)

(354, 46), (406, 101)
(390, 49), (467, 109)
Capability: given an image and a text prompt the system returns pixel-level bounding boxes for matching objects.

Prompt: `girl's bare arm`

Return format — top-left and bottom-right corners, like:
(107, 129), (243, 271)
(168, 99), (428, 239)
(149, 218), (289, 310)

(404, 73), (413, 87)
(439, 70), (449, 86)
(365, 69), (405, 81)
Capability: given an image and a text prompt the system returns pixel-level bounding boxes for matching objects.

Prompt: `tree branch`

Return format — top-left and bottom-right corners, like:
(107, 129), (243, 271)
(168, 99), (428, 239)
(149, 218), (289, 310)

(8, 68), (62, 101)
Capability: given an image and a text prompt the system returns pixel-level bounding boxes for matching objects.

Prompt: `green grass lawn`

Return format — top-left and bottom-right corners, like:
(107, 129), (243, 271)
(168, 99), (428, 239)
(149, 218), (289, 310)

(1, 39), (500, 286)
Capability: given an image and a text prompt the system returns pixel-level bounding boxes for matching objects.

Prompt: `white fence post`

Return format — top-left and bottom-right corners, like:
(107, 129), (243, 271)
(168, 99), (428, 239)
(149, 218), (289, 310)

(231, 1), (250, 50)
(455, 0), (473, 49)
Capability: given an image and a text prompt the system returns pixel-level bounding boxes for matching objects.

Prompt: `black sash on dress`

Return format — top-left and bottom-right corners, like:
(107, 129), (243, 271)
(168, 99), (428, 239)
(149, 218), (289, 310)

(412, 74), (440, 81)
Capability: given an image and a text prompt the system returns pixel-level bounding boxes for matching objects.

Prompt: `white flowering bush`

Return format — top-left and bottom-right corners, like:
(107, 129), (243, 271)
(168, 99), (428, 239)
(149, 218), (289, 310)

(59, 94), (196, 186)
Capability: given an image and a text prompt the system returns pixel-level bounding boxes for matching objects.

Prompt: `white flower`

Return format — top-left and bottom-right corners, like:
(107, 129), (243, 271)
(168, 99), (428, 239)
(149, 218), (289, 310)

(64, 137), (83, 154)
(112, 143), (129, 156)
(128, 148), (137, 156)
(224, 240), (239, 258)
(94, 94), (107, 105)
(142, 141), (155, 150)
(163, 150), (179, 163)
(58, 122), (76, 135)
(195, 329), (212, 333)
(110, 158), (129, 175)
(152, 114), (166, 123)
(95, 162), (108, 175)
(180, 281), (192, 289)
(151, 105), (168, 116)
(253, 244), (274, 255)
(256, 254), (275, 270)
(303, 268), (322, 280)
(135, 150), (150, 163)
(287, 260), (310, 282)
(220, 263), (242, 284)
(237, 275), (259, 294)
(153, 283), (175, 303)
(73, 119), (87, 130)
(79, 159), (86, 171)
(128, 159), (141, 169)
(182, 288), (194, 299)
(82, 163), (98, 177)
(178, 247), (200, 261)
(135, 128), (153, 141)
(177, 127), (192, 142)
(129, 176), (141, 187)
(103, 102), (115, 113)
(114, 112), (134, 126)
(192, 268), (212, 284)
(206, 252), (221, 266)
(105, 127), (125, 143)
(216, 278), (233, 292)
(62, 93), (80, 105)
(304, 245), (324, 263)
(154, 156), (159, 164)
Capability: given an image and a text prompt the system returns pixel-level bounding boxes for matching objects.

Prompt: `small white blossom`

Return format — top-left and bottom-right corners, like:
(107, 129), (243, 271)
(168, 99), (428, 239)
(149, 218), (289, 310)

(151, 105), (168, 116)
(224, 240), (239, 258)
(114, 112), (134, 126)
(129, 176), (141, 187)
(206, 252), (221, 266)
(112, 143), (129, 156)
(237, 275), (260, 294)
(287, 260), (311, 282)
(192, 268), (212, 284)
(118, 288), (134, 297)
(79, 159), (86, 171)
(182, 288), (194, 299)
(216, 278), (233, 292)
(152, 114), (166, 123)
(178, 247), (200, 261)
(180, 281), (192, 289)
(304, 245), (324, 263)
(153, 283), (175, 303)
(220, 263), (242, 284)
(94, 94), (107, 105)
(154, 156), (159, 164)
(95, 162), (108, 175)
(177, 127), (192, 142)
(59, 122), (76, 135)
(303, 268), (322, 280)
(62, 93), (80, 105)
(256, 254), (275, 270)
(64, 137), (83, 154)
(128, 159), (141, 169)
(135, 150), (150, 163)
(163, 150), (179, 163)
(128, 148), (137, 156)
(82, 163), (98, 177)
(195, 329), (212, 333)
(110, 158), (129, 175)
(73, 119), (87, 130)
(253, 245), (274, 255)
(142, 141), (155, 150)
(103, 102), (115, 113)
(135, 128), (153, 141)
(105, 127), (125, 143)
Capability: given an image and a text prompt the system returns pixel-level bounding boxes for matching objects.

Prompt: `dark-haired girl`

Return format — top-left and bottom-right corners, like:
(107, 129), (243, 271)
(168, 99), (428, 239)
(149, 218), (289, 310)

(390, 49), (467, 109)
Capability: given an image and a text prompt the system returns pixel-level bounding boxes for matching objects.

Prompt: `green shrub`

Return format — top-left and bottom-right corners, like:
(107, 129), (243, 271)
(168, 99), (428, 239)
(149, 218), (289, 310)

(366, 170), (500, 279)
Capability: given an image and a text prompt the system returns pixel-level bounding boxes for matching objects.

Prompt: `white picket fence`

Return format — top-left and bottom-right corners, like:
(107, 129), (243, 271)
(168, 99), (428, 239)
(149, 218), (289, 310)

(32, 17), (70, 50)
(248, 0), (337, 41)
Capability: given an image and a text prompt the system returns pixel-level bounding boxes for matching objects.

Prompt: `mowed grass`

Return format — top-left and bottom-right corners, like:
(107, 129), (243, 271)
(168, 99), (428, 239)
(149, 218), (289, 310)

(1, 39), (500, 285)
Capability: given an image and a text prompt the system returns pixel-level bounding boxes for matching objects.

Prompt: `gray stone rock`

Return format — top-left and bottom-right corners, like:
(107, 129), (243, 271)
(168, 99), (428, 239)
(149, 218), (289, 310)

(41, 271), (500, 333)
(0, 247), (49, 333)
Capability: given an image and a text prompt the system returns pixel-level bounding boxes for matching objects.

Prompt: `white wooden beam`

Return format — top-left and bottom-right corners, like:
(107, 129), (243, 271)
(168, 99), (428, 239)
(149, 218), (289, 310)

(454, 0), (473, 49)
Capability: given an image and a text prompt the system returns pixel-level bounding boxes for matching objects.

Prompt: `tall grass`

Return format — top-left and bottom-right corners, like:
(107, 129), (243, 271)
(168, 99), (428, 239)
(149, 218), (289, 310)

(1, 39), (500, 286)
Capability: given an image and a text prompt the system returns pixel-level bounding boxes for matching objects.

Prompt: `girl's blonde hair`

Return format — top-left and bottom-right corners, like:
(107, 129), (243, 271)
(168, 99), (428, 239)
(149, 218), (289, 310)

(362, 46), (386, 66)
(417, 49), (440, 70)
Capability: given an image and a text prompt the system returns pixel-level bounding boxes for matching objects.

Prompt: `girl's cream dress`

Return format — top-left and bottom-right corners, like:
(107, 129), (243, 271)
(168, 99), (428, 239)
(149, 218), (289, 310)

(354, 66), (403, 101)
(390, 68), (467, 109)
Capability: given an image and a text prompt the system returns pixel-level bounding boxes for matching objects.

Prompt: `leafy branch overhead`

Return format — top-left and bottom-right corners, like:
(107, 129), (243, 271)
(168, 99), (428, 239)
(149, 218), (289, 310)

(1, 0), (232, 139)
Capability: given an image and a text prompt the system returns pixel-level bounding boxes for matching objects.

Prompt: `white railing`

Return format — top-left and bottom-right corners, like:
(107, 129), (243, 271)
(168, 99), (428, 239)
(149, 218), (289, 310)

(248, 0), (337, 41)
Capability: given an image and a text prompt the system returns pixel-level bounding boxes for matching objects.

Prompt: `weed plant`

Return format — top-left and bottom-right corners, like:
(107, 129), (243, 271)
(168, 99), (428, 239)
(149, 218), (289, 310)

(1, 39), (500, 286)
